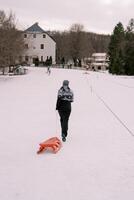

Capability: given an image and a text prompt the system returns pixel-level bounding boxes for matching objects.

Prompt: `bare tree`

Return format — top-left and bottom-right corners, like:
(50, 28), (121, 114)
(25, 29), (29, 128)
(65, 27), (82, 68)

(69, 24), (84, 61)
(49, 24), (110, 65)
(0, 10), (24, 74)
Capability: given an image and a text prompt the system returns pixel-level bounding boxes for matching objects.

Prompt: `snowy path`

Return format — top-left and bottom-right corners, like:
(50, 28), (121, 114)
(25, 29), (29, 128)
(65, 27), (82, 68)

(0, 68), (134, 200)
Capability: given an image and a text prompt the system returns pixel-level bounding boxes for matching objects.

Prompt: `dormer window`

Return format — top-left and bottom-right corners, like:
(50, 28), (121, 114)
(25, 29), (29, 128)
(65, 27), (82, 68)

(24, 34), (27, 38)
(33, 34), (36, 38)
(43, 34), (46, 38)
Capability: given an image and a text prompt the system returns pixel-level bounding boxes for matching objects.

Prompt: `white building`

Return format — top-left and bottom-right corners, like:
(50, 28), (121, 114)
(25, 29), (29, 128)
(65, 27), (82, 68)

(22, 23), (56, 65)
(91, 53), (108, 71)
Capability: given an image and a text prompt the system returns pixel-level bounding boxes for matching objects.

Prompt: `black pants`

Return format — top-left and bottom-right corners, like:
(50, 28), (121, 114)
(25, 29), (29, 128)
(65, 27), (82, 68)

(58, 110), (71, 137)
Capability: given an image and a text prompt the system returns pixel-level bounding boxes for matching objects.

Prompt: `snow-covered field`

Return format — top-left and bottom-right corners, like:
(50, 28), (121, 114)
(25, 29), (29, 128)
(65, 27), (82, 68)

(0, 67), (134, 200)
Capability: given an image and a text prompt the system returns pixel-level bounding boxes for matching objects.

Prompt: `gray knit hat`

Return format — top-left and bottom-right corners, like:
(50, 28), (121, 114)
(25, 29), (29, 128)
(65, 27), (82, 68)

(63, 80), (69, 86)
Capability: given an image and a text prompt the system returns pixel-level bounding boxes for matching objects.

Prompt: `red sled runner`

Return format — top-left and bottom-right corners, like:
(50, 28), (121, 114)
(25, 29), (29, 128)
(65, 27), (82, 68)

(37, 137), (62, 154)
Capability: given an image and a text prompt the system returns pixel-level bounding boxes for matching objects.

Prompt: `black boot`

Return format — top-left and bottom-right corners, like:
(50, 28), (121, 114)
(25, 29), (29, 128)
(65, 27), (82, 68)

(62, 133), (66, 142)
(62, 136), (66, 142)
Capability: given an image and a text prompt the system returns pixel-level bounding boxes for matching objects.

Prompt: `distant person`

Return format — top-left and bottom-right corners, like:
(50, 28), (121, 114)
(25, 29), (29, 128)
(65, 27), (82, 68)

(47, 65), (51, 75)
(46, 57), (51, 75)
(56, 80), (74, 142)
(61, 57), (65, 68)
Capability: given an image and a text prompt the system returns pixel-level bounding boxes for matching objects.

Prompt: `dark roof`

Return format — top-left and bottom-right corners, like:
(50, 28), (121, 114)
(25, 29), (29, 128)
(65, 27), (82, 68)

(25, 22), (45, 33)
(24, 22), (56, 43)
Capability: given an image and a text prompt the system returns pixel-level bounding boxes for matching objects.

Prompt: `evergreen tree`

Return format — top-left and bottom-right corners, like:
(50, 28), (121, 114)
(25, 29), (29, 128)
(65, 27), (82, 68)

(108, 22), (125, 74)
(124, 19), (134, 75)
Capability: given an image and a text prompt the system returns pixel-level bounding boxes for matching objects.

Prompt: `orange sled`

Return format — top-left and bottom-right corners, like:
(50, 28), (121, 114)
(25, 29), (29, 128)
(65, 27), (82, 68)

(37, 137), (62, 154)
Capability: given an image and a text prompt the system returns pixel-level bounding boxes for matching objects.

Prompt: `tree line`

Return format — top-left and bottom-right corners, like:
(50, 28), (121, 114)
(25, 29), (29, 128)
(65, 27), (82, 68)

(108, 19), (134, 75)
(0, 10), (24, 74)
(0, 10), (110, 73)
(48, 24), (110, 65)
(2, 10), (134, 75)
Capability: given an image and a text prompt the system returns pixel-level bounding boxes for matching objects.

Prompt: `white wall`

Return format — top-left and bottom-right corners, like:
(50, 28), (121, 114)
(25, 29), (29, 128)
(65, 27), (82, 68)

(23, 32), (56, 64)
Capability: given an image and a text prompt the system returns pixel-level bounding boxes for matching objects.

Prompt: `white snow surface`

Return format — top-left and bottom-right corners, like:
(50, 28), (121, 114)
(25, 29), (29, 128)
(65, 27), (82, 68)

(0, 67), (134, 200)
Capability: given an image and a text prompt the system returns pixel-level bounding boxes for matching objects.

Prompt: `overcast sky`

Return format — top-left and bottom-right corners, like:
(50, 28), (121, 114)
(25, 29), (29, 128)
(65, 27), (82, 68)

(1, 0), (134, 34)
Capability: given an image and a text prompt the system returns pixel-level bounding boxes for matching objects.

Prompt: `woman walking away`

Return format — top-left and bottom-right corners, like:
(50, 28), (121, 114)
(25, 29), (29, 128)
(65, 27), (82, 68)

(56, 80), (74, 142)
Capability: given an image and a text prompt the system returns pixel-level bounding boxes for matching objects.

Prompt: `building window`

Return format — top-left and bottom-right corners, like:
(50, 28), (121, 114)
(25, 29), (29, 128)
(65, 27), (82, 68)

(25, 56), (29, 62)
(33, 34), (36, 38)
(43, 34), (46, 38)
(25, 44), (28, 49)
(40, 44), (44, 49)
(24, 34), (27, 38)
